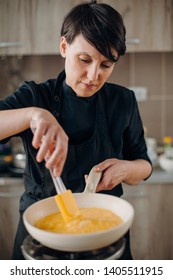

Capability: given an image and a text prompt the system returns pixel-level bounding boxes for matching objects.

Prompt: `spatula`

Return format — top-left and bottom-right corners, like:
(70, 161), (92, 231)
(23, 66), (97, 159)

(51, 167), (102, 223)
(30, 124), (80, 223)
(49, 169), (80, 223)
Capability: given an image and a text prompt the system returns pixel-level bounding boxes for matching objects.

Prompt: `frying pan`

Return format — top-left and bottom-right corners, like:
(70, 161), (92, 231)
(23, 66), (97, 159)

(23, 193), (134, 252)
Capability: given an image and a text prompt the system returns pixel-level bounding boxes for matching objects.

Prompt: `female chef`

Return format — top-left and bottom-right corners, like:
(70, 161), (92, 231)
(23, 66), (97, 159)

(0, 1), (152, 259)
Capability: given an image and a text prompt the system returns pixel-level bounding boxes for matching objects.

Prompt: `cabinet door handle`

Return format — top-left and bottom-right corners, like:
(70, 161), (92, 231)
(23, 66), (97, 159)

(0, 42), (25, 48)
(126, 38), (140, 44)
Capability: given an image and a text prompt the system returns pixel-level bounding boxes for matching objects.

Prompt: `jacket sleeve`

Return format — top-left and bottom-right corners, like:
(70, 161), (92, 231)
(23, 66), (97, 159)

(0, 80), (54, 143)
(103, 83), (151, 165)
(122, 91), (151, 164)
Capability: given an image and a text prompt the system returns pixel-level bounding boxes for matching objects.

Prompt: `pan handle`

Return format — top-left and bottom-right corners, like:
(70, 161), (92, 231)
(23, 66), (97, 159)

(84, 167), (102, 193)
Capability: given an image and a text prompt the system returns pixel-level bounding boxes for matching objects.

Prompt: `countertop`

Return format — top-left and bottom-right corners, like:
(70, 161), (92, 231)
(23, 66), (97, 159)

(122, 167), (173, 198)
(142, 167), (173, 184)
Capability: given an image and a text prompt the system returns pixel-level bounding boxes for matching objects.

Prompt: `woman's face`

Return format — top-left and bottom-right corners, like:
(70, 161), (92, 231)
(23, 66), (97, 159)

(60, 34), (118, 97)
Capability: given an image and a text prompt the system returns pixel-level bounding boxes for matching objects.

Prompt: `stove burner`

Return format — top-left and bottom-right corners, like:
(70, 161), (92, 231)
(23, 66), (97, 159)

(21, 235), (126, 260)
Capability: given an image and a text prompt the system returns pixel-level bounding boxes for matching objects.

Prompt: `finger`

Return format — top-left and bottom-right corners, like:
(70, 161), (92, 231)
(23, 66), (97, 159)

(46, 149), (65, 171)
(96, 171), (118, 192)
(31, 124), (47, 149)
(95, 173), (109, 191)
(51, 155), (65, 176)
(94, 158), (117, 172)
(84, 174), (88, 183)
(36, 133), (56, 162)
(45, 133), (68, 165)
(49, 150), (68, 176)
(45, 136), (68, 175)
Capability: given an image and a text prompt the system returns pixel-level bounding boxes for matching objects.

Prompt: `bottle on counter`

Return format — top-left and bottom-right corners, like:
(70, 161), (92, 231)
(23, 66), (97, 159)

(163, 136), (173, 159)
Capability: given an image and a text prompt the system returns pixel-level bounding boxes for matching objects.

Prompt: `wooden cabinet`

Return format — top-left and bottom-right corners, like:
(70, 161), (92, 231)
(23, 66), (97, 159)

(0, 0), (81, 55)
(29, 0), (81, 55)
(0, 0), (31, 55)
(105, 0), (173, 52)
(122, 183), (173, 259)
(0, 178), (23, 260)
(0, 0), (172, 55)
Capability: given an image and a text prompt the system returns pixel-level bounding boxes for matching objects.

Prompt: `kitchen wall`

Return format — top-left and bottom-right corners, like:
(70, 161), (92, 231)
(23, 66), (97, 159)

(0, 52), (173, 144)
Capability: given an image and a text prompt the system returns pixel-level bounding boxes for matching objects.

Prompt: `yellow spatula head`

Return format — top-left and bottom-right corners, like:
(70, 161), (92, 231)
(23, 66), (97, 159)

(55, 190), (80, 223)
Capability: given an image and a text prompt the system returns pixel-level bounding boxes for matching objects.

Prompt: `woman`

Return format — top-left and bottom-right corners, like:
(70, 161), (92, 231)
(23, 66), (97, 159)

(0, 1), (152, 259)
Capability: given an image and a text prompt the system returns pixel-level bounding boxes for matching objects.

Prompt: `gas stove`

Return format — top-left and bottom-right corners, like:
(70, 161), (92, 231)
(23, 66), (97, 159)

(21, 235), (126, 260)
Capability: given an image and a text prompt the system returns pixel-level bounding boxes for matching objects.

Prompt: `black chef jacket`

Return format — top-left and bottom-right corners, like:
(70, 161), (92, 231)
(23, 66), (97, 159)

(0, 70), (151, 259)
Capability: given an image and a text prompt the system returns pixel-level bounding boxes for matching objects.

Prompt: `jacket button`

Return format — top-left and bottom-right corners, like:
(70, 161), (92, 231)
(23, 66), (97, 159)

(53, 111), (59, 118)
(54, 95), (60, 102)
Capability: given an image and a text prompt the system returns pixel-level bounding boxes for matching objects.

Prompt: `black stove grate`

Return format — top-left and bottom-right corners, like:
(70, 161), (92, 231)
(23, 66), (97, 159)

(21, 235), (126, 260)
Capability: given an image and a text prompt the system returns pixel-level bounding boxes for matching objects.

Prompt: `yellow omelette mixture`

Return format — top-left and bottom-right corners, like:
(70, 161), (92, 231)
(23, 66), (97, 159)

(34, 207), (123, 234)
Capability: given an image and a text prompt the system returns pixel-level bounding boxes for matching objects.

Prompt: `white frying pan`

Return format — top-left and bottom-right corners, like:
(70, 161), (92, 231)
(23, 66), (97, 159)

(23, 168), (134, 251)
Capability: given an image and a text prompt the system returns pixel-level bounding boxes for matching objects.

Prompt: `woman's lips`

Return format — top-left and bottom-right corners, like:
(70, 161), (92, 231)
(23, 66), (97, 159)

(80, 82), (98, 90)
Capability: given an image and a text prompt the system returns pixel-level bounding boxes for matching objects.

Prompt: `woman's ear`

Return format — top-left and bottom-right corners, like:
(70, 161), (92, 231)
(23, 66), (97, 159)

(59, 36), (68, 58)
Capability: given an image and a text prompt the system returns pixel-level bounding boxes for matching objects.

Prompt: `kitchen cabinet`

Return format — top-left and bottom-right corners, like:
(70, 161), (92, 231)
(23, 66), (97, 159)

(0, 0), (81, 55)
(105, 0), (172, 52)
(0, 178), (23, 260)
(0, 0), (31, 55)
(0, 0), (172, 55)
(122, 183), (173, 259)
(29, 0), (82, 55)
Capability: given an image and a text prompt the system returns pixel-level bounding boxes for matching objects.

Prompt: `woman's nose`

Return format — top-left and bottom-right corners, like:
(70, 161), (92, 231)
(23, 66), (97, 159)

(87, 64), (99, 81)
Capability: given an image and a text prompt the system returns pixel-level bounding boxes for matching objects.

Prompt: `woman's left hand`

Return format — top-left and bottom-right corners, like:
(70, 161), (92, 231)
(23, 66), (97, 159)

(94, 158), (128, 191)
(93, 158), (152, 192)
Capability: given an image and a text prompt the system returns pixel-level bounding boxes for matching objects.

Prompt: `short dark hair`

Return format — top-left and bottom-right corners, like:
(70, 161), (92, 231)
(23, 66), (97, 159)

(60, 1), (126, 62)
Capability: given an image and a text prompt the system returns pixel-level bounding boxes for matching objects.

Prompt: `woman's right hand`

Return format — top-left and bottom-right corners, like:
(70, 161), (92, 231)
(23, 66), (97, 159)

(30, 107), (68, 176)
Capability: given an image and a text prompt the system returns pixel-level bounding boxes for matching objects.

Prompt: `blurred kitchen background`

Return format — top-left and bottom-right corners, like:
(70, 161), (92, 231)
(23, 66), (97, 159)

(0, 0), (173, 260)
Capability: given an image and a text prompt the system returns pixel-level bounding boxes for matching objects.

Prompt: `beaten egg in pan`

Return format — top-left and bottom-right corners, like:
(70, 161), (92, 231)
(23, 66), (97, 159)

(34, 207), (123, 234)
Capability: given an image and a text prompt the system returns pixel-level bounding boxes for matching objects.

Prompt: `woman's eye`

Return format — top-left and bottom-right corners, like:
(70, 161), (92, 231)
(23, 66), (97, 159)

(101, 63), (114, 69)
(101, 64), (111, 68)
(79, 57), (113, 68)
(80, 58), (91, 63)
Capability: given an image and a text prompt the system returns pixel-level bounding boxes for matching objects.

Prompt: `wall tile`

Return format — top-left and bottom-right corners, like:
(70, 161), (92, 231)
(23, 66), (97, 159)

(0, 55), (64, 98)
(22, 55), (64, 82)
(165, 53), (173, 96)
(108, 53), (130, 86)
(138, 100), (162, 141)
(134, 53), (162, 97)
